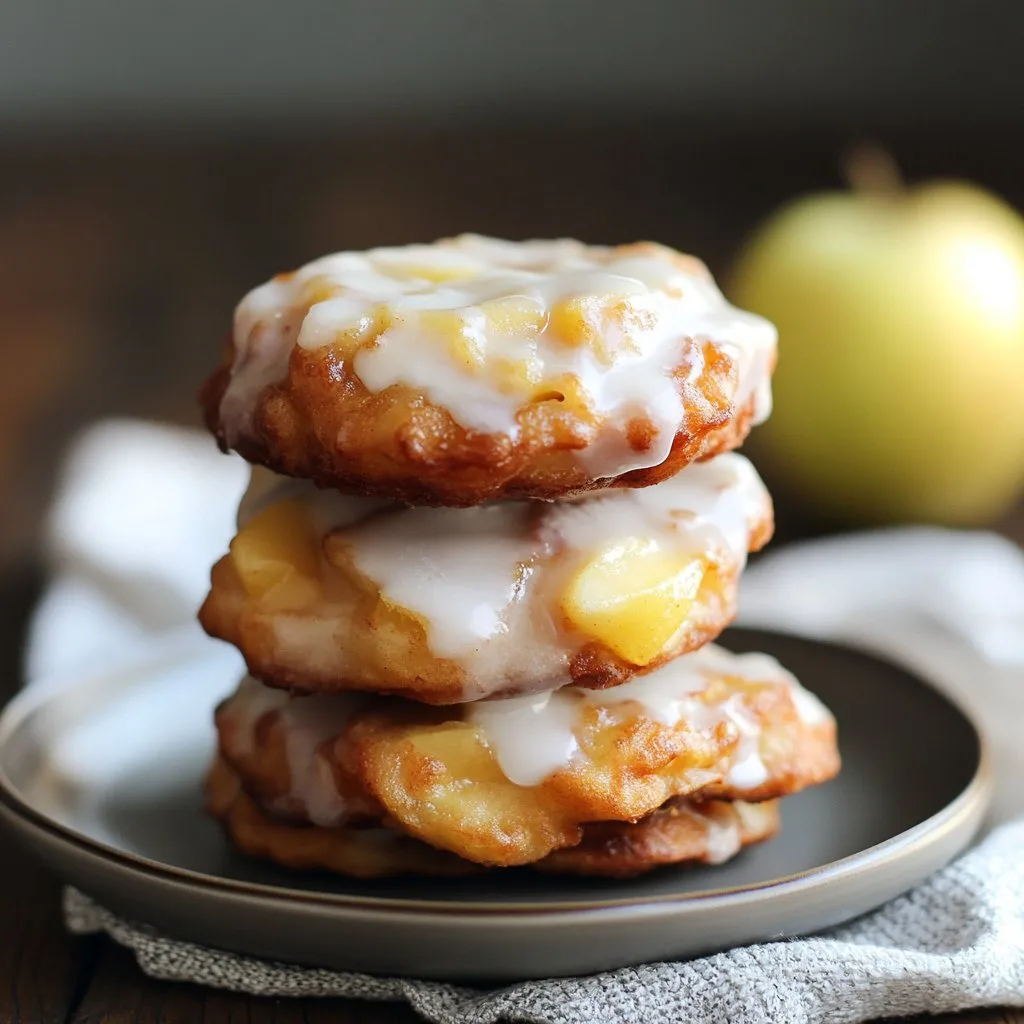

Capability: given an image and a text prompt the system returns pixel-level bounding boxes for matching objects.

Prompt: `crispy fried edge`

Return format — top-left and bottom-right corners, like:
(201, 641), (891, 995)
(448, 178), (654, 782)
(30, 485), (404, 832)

(213, 669), (837, 868)
(342, 679), (837, 866)
(201, 331), (767, 507)
(208, 756), (780, 878)
(536, 797), (781, 878)
(206, 755), (476, 877)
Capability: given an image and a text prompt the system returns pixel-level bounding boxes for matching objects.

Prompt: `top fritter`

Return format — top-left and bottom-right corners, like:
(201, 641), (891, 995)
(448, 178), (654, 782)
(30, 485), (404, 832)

(201, 235), (777, 505)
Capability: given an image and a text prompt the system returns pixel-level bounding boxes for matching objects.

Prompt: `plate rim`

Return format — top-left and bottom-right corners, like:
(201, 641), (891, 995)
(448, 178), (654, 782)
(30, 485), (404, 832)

(0, 627), (993, 919)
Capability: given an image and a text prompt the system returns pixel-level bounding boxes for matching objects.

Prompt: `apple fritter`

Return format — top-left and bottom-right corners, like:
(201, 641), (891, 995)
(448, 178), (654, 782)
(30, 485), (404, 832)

(199, 453), (773, 702)
(200, 236), (776, 505)
(207, 755), (780, 878)
(215, 648), (838, 867)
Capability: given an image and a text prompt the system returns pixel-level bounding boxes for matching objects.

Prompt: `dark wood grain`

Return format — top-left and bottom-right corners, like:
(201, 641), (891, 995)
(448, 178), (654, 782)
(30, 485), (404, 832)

(0, 822), (100, 1024)
(0, 569), (100, 1024)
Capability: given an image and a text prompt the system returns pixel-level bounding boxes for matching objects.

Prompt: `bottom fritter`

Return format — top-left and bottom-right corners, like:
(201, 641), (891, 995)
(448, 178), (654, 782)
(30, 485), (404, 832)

(207, 756), (781, 879)
(214, 646), (839, 867)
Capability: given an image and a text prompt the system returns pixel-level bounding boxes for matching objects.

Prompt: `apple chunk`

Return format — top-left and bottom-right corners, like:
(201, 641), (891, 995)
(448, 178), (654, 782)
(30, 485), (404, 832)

(561, 537), (706, 665)
(229, 500), (321, 611)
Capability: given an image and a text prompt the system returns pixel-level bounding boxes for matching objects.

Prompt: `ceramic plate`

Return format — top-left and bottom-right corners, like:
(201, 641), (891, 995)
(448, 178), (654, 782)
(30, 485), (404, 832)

(0, 627), (990, 981)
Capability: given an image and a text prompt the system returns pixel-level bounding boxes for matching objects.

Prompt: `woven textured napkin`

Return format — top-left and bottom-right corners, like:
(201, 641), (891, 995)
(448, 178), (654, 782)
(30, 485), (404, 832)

(31, 421), (1024, 1023)
(62, 819), (1024, 1023)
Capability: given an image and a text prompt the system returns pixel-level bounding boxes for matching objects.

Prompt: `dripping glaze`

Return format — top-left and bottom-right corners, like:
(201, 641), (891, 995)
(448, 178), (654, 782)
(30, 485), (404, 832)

(221, 235), (777, 477)
(234, 452), (770, 666)
(465, 645), (830, 788)
(222, 678), (362, 828)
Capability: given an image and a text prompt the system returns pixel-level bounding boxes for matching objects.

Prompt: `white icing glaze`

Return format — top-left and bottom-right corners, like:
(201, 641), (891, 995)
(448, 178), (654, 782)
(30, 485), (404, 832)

(225, 641), (832, 800)
(341, 506), (532, 659)
(466, 690), (580, 787)
(465, 644), (753, 787)
(226, 675), (289, 757)
(681, 645), (831, 728)
(236, 453), (768, 667)
(275, 692), (360, 827)
(223, 677), (360, 827)
(236, 466), (300, 528)
(788, 684), (832, 726)
(221, 235), (777, 475)
(466, 644), (832, 788)
(549, 451), (769, 568)
(221, 284), (301, 443)
(689, 805), (743, 864)
(236, 466), (383, 532)
(719, 697), (770, 791)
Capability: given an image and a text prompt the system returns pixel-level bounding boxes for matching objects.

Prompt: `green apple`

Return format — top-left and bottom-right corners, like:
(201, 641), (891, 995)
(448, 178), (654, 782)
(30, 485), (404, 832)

(730, 177), (1024, 525)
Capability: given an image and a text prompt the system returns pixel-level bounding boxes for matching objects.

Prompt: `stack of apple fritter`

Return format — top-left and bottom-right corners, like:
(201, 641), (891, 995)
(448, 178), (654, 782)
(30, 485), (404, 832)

(198, 235), (839, 878)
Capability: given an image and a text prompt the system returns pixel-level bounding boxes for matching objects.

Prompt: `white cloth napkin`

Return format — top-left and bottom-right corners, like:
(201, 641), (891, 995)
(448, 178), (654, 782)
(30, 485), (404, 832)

(29, 420), (1024, 1024)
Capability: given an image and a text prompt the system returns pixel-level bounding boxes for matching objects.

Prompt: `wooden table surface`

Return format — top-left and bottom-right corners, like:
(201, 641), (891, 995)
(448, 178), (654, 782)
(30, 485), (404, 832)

(2, 128), (1024, 1022)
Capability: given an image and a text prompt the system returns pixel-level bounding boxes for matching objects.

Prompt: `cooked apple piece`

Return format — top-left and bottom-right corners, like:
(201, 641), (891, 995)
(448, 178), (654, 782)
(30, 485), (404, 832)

(561, 538), (706, 665)
(229, 500), (321, 611)
(549, 295), (608, 348)
(611, 296), (658, 348)
(416, 309), (485, 373)
(354, 716), (580, 866)
(481, 296), (547, 337)
(402, 265), (477, 282)
(550, 293), (658, 358)
(494, 354), (543, 393)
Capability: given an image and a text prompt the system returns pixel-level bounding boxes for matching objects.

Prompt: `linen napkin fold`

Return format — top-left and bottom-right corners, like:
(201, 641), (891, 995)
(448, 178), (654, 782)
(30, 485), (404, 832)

(29, 420), (1024, 1024)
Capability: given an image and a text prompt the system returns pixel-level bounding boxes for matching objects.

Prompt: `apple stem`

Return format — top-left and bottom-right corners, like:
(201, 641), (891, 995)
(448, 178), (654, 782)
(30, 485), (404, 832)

(842, 143), (904, 196)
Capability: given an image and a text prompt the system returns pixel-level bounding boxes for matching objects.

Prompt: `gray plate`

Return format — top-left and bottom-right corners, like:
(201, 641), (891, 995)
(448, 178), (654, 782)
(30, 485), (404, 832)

(0, 627), (991, 981)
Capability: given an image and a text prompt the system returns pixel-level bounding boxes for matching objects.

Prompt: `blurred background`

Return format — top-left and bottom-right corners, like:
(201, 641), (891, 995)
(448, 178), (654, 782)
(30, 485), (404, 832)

(3, 0), (1024, 606)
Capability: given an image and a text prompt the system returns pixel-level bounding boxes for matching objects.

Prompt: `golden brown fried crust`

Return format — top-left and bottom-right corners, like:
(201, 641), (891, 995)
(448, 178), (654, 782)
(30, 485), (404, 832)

(199, 557), (471, 703)
(201, 337), (764, 506)
(198, 519), (773, 702)
(695, 678), (841, 804)
(343, 684), (835, 866)
(214, 672), (838, 867)
(206, 756), (475, 878)
(207, 756), (779, 878)
(536, 798), (780, 878)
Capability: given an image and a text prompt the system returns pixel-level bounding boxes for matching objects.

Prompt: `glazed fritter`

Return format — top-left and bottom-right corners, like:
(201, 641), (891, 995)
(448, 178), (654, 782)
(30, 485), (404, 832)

(201, 236), (776, 506)
(200, 453), (772, 702)
(214, 647), (838, 867)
